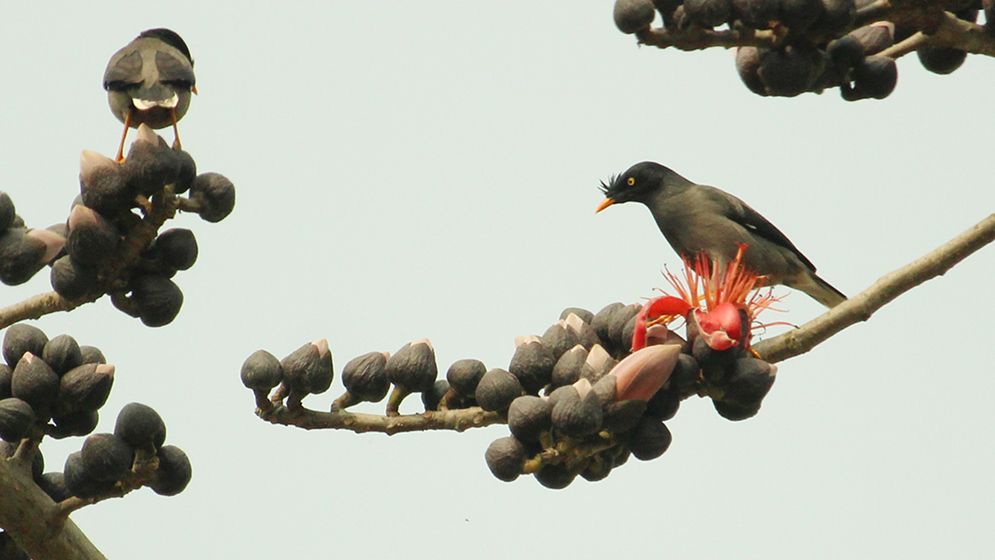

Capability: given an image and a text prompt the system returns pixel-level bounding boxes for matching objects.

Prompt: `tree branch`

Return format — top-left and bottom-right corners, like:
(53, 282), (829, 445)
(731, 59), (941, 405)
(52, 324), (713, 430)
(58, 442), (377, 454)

(0, 186), (182, 330)
(259, 404), (503, 435)
(754, 213), (995, 363)
(0, 458), (106, 560)
(635, 4), (995, 58)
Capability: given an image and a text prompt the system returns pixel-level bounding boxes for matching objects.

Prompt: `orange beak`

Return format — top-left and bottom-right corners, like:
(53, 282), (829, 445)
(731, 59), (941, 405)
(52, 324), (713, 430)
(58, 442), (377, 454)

(595, 198), (615, 213)
(192, 85), (199, 95)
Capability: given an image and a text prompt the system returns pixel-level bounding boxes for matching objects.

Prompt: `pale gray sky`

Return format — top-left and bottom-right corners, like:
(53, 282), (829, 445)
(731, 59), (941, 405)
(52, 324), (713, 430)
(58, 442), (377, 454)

(1, 3), (993, 558)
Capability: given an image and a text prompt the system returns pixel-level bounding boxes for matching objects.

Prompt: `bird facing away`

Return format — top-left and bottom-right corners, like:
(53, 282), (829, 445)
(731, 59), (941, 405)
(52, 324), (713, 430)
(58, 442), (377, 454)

(103, 28), (196, 161)
(596, 161), (846, 308)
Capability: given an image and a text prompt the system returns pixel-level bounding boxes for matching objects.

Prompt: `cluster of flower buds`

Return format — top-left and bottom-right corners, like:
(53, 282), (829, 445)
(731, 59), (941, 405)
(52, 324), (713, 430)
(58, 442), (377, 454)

(483, 306), (683, 488)
(53, 124), (235, 326)
(0, 324), (191, 507)
(613, 0), (985, 100)
(0, 324), (112, 442)
(241, 340), (335, 411)
(0, 192), (65, 286)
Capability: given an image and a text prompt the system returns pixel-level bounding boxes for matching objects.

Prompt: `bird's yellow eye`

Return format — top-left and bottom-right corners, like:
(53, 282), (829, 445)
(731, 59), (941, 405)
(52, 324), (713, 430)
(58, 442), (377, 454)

(626, 177), (636, 186)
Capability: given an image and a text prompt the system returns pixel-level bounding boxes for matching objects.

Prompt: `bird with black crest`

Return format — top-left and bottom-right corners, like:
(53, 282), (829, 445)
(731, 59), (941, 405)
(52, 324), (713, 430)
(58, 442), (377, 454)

(596, 161), (846, 308)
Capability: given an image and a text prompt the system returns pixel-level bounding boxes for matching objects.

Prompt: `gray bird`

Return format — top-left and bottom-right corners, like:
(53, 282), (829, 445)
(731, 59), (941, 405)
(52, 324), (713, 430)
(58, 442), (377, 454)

(103, 28), (196, 161)
(597, 161), (846, 308)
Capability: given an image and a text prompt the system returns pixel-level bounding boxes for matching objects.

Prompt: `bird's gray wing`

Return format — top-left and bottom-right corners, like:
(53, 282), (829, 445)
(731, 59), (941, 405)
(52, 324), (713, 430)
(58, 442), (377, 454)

(699, 184), (818, 271)
(155, 51), (195, 86)
(103, 50), (143, 90)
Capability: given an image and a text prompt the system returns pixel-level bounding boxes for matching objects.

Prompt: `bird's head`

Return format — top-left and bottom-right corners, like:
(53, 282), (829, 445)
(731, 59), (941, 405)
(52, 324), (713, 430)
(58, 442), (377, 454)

(596, 161), (687, 213)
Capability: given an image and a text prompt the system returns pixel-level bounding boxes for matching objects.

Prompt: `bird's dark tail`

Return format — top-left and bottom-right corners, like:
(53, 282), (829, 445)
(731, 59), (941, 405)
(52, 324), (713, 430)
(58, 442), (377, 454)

(793, 271), (847, 308)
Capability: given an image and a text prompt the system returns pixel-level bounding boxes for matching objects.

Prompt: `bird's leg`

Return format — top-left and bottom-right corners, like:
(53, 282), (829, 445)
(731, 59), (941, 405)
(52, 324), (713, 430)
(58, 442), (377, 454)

(115, 110), (132, 163)
(171, 107), (182, 151)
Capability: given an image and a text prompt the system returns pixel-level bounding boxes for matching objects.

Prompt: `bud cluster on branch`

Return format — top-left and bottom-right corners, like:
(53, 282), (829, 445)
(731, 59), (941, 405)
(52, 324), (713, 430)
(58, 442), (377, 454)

(613, 0), (995, 98)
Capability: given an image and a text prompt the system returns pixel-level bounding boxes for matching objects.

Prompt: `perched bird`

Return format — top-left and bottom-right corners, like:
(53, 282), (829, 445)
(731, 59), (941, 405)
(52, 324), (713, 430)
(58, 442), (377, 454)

(597, 161), (846, 308)
(103, 28), (196, 161)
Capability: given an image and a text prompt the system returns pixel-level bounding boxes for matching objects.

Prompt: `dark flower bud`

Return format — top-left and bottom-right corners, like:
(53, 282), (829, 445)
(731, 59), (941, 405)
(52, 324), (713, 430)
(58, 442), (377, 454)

(592, 302), (624, 348)
(655, 0), (683, 20)
(545, 384), (577, 410)
(608, 304), (641, 352)
(148, 228), (198, 271)
(722, 358), (777, 408)
(592, 373), (617, 407)
(507, 395), (552, 442)
(628, 416), (672, 460)
(42, 334), (82, 376)
(0, 229), (48, 285)
(114, 402), (166, 450)
(124, 125), (181, 196)
(535, 464), (576, 490)
(732, 0), (779, 29)
(37, 471), (72, 502)
(50, 256), (101, 301)
(684, 0), (732, 27)
(0, 365), (10, 399)
(551, 386), (603, 437)
(79, 150), (131, 215)
(56, 363), (115, 415)
(50, 409), (100, 439)
(81, 433), (134, 482)
(509, 336), (555, 394)
(335, 352), (390, 408)
(0, 192), (14, 231)
(917, 46), (967, 75)
(779, 0), (822, 33)
(190, 173), (236, 223)
(550, 345), (587, 389)
(422, 380), (450, 411)
(64, 450), (116, 499)
(842, 55), (897, 100)
(150, 445), (192, 496)
(485, 436), (527, 482)
(27, 229), (65, 265)
(385, 340), (438, 395)
(848, 22), (893, 55)
(475, 368), (524, 412)
(564, 313), (600, 351)
(66, 205), (119, 266)
(445, 358), (486, 397)
(713, 399), (761, 421)
(603, 399), (648, 433)
(3, 324), (49, 367)
(11, 353), (59, 411)
(540, 322), (579, 362)
(614, 0), (656, 33)
(810, 0), (856, 36)
(645, 386), (681, 420)
(281, 339), (334, 395)
(581, 344), (616, 383)
(580, 453), (615, 482)
(0, 398), (35, 442)
(79, 346), (106, 365)
(173, 150), (197, 194)
(240, 350), (284, 391)
(130, 275), (184, 327)
(558, 307), (593, 324)
(758, 46), (824, 97)
(827, 36), (864, 70)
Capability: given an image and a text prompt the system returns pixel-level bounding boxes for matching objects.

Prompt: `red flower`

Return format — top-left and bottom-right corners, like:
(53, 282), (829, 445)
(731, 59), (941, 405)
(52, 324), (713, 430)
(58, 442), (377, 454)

(631, 244), (783, 352)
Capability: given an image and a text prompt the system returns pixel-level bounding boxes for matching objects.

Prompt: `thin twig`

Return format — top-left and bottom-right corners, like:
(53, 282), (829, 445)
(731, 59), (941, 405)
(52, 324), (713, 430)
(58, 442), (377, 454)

(754, 213), (995, 363)
(878, 31), (928, 58)
(260, 405), (502, 435)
